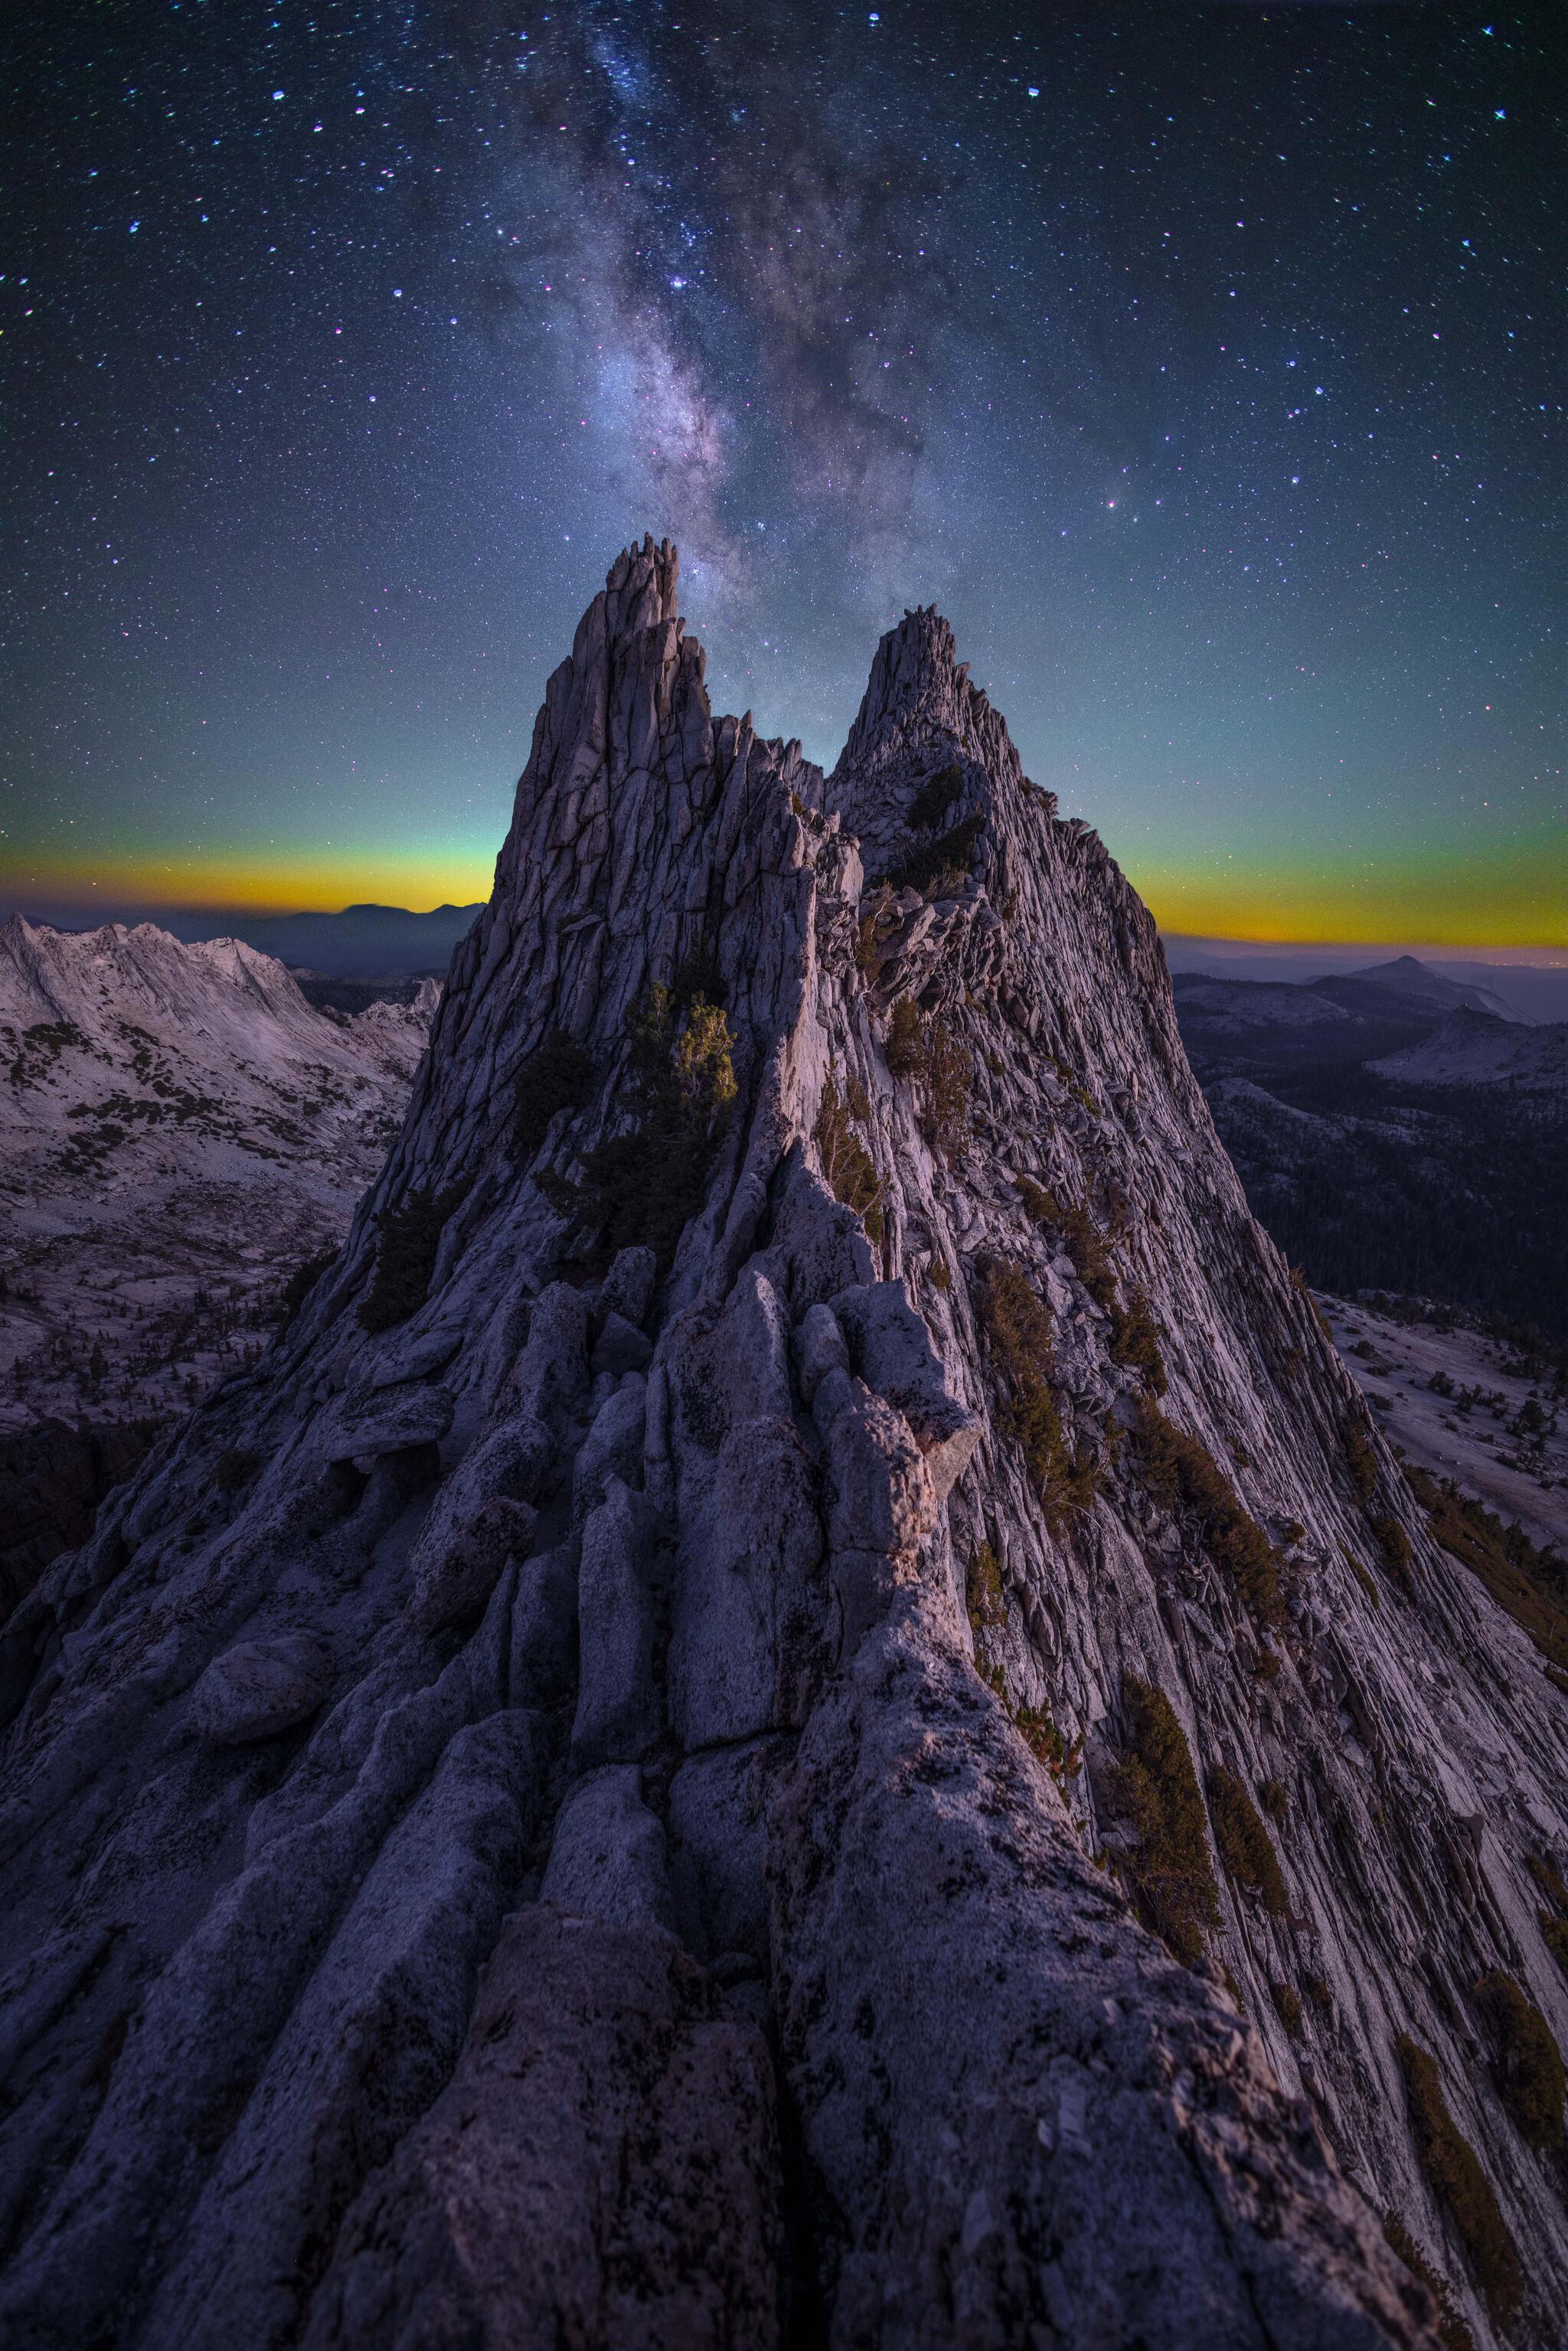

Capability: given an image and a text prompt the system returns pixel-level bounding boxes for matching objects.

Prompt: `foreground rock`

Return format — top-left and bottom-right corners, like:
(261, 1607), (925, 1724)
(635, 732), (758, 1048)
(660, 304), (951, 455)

(1, 540), (1565, 2346)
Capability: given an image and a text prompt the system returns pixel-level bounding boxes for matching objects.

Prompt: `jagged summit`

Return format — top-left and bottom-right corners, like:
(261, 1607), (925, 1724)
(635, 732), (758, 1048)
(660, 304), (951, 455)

(825, 601), (1044, 866)
(836, 602), (972, 763)
(1, 541), (1565, 2349)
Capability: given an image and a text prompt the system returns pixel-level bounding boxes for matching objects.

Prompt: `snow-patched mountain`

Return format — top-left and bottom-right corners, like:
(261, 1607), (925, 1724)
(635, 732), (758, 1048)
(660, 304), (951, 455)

(2, 543), (1566, 2349)
(0, 916), (437, 1432)
(1373, 1007), (1568, 1093)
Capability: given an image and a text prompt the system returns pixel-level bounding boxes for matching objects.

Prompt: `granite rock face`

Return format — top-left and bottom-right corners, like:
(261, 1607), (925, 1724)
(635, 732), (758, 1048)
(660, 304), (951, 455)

(1, 537), (1564, 2347)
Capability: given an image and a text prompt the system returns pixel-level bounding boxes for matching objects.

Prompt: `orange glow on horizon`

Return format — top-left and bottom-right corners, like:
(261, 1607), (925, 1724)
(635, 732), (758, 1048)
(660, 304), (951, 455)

(8, 843), (497, 920)
(11, 825), (1564, 953)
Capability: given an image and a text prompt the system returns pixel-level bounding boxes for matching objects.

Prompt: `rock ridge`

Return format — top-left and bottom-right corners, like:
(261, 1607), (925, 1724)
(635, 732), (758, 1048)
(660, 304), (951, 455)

(0, 534), (1564, 2347)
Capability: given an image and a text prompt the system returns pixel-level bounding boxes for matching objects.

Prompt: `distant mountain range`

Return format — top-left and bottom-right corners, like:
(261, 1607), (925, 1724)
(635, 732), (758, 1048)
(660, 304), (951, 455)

(1167, 942), (1568, 1024)
(185, 900), (484, 979)
(1174, 955), (1568, 1339)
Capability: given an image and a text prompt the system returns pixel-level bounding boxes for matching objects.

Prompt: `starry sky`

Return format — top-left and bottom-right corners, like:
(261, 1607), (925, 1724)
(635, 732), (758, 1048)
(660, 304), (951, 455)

(2, 2), (1563, 944)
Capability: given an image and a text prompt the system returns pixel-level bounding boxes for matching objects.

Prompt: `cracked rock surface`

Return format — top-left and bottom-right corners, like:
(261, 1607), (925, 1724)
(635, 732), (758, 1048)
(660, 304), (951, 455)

(1, 538), (1563, 2347)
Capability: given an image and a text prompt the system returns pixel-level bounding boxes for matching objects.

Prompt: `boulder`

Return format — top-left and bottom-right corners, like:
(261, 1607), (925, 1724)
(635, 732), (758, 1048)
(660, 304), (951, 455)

(571, 1480), (658, 1765)
(831, 1278), (981, 1499)
(299, 1907), (782, 2351)
(792, 1301), (848, 1404)
(572, 1376), (647, 1522)
(598, 1242), (658, 1329)
(541, 1764), (675, 1931)
(825, 1383), (939, 1562)
(324, 1383), (453, 1463)
(191, 1631), (334, 1745)
(590, 1309), (654, 1380)
(407, 1496), (537, 1634)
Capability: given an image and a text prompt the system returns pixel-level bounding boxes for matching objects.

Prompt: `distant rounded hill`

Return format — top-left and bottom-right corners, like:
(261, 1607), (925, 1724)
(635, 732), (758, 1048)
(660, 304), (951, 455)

(1317, 953), (1530, 1025)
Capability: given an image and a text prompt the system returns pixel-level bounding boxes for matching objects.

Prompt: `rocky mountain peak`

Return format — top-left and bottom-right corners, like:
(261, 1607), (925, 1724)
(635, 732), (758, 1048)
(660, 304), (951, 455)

(2, 540), (1565, 2349)
(827, 602), (1045, 862)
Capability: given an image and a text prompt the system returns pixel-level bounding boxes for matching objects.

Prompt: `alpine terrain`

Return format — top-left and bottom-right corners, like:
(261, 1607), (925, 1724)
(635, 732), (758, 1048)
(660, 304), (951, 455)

(0, 917), (437, 1604)
(2, 540), (1566, 2349)
(1172, 969), (1568, 1345)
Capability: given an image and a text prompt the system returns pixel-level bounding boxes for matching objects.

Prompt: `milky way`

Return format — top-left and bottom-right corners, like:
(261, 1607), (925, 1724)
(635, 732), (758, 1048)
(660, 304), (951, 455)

(2, 3), (1561, 941)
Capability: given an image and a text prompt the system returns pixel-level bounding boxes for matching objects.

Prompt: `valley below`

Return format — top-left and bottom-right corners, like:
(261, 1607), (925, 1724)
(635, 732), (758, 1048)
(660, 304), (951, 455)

(1323, 1295), (1564, 1557)
(1174, 958), (1568, 1348)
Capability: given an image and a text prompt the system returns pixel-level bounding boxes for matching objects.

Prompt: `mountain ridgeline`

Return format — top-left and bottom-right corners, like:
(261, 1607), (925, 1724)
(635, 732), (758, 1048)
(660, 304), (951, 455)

(2, 540), (1566, 2349)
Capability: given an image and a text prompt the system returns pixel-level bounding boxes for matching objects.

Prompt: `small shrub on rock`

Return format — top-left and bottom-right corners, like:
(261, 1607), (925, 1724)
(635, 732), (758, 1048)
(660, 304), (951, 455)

(1371, 1512), (1415, 1595)
(671, 1000), (738, 1118)
(547, 987), (737, 1268)
(1269, 1981), (1305, 2038)
(1109, 1286), (1167, 1393)
(511, 1029), (595, 1158)
(1132, 1397), (1282, 1627)
(360, 1185), (467, 1333)
(881, 812), (985, 897)
(1396, 2034), (1522, 2325)
(1344, 1547), (1382, 1609)
(1540, 1914), (1568, 1980)
(815, 1074), (884, 1249)
(1112, 1677), (1220, 1968)
(1406, 1465), (1568, 1677)
(279, 1249), (335, 1332)
(1381, 2212), (1475, 2351)
(979, 1259), (1054, 1382)
(1014, 1174), (1063, 1229)
(884, 1001), (970, 1158)
(1344, 1416), (1378, 1503)
(886, 995), (923, 1079)
(965, 1541), (1006, 1632)
(1017, 1177), (1119, 1311)
(920, 1020), (970, 1158)
(1015, 1706), (1080, 1778)
(854, 887), (897, 979)
(978, 1260), (1096, 1529)
(1529, 1853), (1568, 1983)
(907, 762), (963, 831)
(1207, 1766), (1289, 1916)
(1473, 1970), (1566, 2151)
(1259, 1776), (1289, 1824)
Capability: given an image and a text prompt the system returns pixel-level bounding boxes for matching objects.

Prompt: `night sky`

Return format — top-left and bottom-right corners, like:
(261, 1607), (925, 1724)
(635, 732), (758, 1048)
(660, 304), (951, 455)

(2, 2), (1562, 944)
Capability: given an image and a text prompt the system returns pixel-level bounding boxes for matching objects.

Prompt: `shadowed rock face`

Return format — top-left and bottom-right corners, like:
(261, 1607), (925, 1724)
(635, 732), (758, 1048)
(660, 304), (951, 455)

(0, 537), (1563, 2348)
